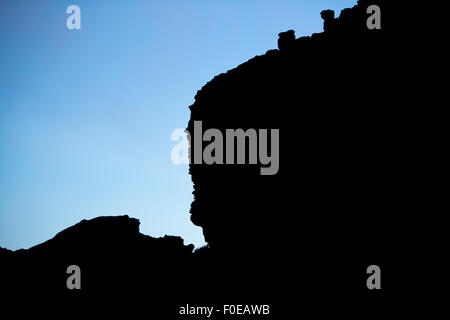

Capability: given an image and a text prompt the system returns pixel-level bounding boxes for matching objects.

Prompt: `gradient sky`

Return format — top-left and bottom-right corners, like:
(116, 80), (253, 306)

(0, 0), (356, 250)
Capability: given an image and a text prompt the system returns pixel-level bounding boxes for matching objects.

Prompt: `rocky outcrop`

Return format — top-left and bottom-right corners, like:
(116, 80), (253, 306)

(0, 246), (12, 259)
(186, 2), (416, 304)
(187, 0), (398, 252)
(1, 215), (194, 301)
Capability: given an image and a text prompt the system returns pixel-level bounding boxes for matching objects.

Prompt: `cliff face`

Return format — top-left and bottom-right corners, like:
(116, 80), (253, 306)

(186, 0), (418, 300)
(187, 0), (405, 252)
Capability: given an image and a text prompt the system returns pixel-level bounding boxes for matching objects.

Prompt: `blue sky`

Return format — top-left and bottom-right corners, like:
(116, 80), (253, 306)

(0, 0), (356, 250)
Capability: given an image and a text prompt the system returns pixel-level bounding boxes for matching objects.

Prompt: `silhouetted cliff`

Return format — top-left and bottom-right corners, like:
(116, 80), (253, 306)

(188, 0), (402, 253)
(186, 0), (416, 310)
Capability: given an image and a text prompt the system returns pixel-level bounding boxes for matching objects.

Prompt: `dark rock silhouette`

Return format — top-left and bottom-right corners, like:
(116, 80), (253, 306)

(0, 247), (12, 259)
(1, 215), (195, 316)
(188, 0), (395, 255)
(186, 0), (414, 313)
(277, 29), (296, 52)
(1, 0), (419, 316)
(321, 9), (335, 32)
